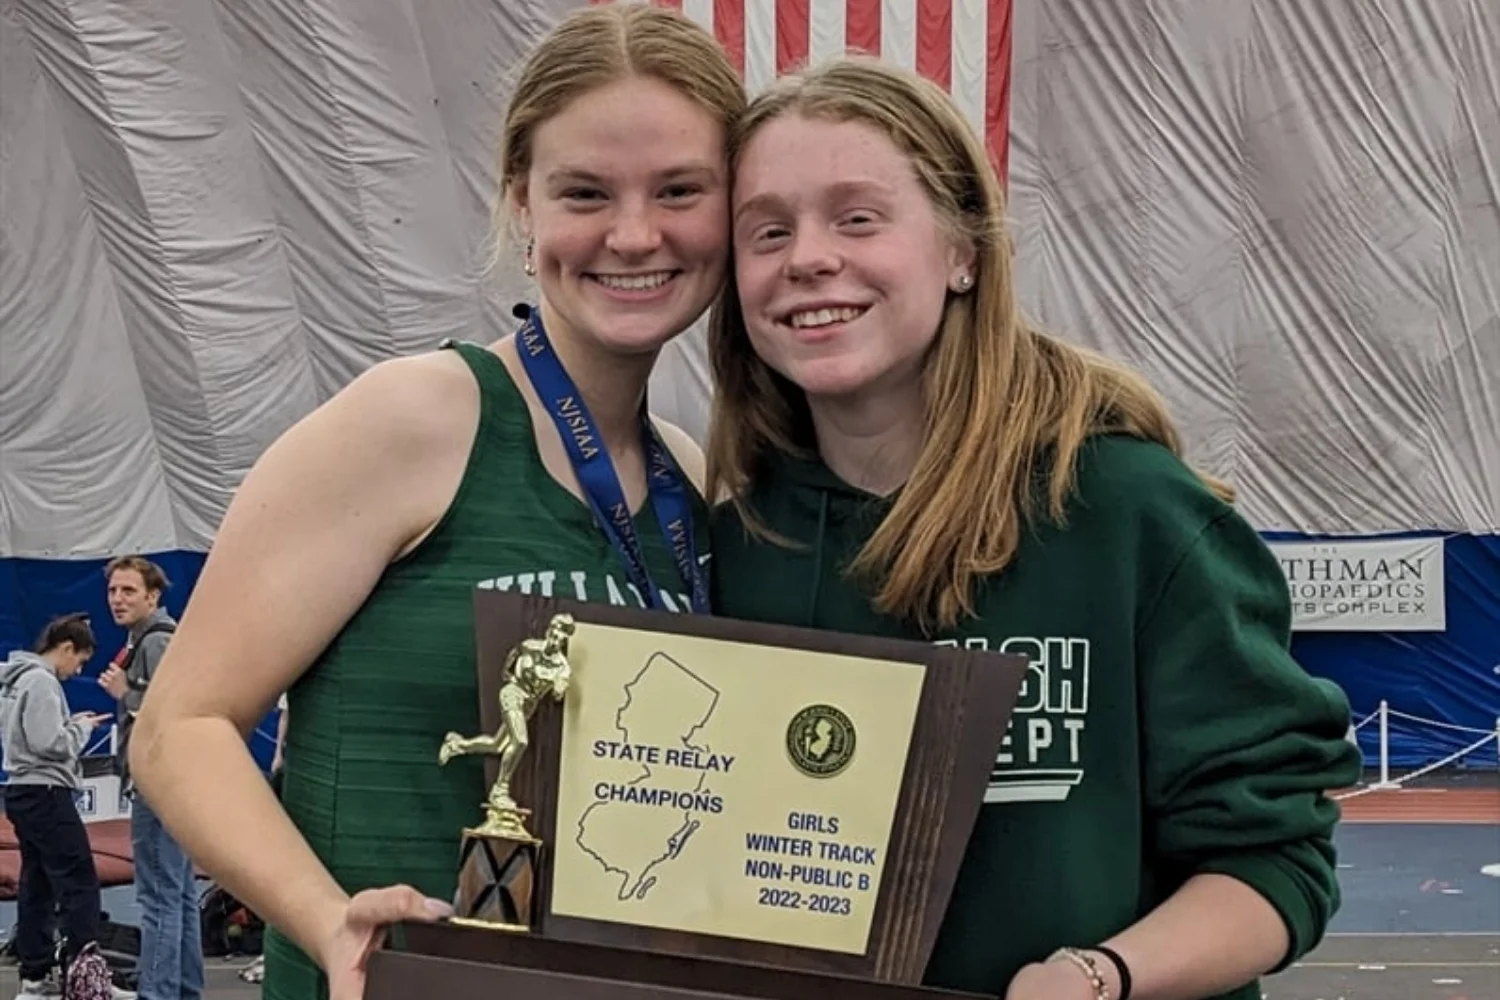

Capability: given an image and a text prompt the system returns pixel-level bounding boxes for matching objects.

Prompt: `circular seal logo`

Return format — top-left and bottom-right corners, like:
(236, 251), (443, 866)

(785, 704), (856, 778)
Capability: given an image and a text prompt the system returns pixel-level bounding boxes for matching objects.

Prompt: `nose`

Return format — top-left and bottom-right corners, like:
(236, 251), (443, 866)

(784, 227), (840, 282)
(604, 201), (663, 259)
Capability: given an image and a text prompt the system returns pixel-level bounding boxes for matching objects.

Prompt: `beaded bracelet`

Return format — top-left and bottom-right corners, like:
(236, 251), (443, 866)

(1049, 947), (1111, 1000)
(1094, 944), (1134, 1000)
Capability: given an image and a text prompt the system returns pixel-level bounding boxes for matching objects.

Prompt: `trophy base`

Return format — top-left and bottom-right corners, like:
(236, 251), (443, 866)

(374, 921), (993, 1000)
(454, 825), (542, 931)
(446, 915), (531, 934)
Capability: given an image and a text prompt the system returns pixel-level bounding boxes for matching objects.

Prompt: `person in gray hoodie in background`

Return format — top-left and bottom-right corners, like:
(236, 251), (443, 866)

(0, 613), (124, 1000)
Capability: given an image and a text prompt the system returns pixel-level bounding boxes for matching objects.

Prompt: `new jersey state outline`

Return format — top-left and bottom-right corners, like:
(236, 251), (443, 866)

(575, 652), (720, 901)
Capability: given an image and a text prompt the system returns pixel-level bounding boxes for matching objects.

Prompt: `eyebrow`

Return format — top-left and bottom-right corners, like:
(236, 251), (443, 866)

(544, 164), (720, 187)
(734, 178), (896, 221)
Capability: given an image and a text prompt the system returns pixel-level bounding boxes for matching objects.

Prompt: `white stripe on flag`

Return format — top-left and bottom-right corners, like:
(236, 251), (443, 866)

(681, 0), (714, 36)
(952, 0), (988, 145)
(881, 0), (917, 71)
(745, 0), (777, 95)
(809, 0), (846, 64)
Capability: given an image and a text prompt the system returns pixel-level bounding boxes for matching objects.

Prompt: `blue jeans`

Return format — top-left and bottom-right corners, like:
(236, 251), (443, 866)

(131, 793), (204, 1000)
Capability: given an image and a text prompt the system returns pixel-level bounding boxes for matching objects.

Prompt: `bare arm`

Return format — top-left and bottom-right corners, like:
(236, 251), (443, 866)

(1012, 877), (1289, 1000)
(1100, 875), (1286, 999)
(130, 352), (478, 972)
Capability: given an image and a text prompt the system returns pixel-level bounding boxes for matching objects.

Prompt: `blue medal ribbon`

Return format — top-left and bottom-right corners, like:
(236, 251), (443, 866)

(514, 304), (709, 614)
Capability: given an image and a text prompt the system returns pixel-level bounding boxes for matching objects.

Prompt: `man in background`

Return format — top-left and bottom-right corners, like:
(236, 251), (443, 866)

(100, 556), (203, 1000)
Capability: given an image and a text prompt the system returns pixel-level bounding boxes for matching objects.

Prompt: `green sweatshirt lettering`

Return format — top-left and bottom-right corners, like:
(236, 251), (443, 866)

(711, 434), (1361, 999)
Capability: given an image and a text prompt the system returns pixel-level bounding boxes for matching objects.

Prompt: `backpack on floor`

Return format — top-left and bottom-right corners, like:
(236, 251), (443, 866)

(201, 883), (265, 957)
(94, 915), (139, 976)
(61, 943), (114, 1000)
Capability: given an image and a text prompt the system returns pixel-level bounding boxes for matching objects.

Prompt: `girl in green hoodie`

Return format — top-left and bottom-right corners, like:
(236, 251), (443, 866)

(705, 58), (1361, 1000)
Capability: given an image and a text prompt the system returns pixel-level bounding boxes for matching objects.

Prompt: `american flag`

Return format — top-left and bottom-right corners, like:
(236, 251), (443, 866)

(594, 0), (1013, 180)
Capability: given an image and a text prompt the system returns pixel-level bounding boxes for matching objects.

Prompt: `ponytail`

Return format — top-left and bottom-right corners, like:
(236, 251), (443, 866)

(34, 613), (96, 656)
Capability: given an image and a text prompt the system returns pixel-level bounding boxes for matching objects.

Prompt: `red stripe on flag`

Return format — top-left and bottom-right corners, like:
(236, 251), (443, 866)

(916, 0), (952, 90)
(714, 0), (745, 74)
(776, 0), (810, 74)
(845, 0), (879, 58)
(987, 0), (1012, 182)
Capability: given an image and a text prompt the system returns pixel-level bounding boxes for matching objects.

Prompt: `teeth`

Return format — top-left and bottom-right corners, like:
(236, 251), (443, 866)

(596, 272), (674, 291)
(788, 306), (864, 328)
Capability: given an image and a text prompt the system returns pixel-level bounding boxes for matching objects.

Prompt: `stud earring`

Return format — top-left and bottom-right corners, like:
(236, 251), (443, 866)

(954, 273), (973, 292)
(523, 236), (536, 277)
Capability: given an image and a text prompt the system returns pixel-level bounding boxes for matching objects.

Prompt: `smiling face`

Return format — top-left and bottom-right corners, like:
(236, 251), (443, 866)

(731, 114), (971, 403)
(514, 74), (730, 358)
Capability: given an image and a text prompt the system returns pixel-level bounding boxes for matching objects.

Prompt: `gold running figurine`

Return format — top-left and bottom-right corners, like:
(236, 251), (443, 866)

(438, 613), (577, 841)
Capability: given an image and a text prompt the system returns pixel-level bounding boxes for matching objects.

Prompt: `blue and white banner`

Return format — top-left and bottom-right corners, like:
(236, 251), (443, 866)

(1268, 537), (1446, 632)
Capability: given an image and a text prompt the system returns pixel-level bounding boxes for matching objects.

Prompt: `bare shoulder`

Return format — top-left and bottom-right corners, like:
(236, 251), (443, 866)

(231, 347), (483, 563)
(318, 349), (478, 452)
(650, 416), (707, 496)
(132, 347), (484, 727)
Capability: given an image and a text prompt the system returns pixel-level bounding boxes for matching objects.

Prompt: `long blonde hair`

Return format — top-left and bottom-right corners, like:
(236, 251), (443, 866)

(706, 58), (1232, 634)
(489, 2), (746, 254)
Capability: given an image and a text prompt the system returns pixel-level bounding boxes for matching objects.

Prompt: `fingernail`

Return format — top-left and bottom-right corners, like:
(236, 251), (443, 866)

(424, 897), (454, 917)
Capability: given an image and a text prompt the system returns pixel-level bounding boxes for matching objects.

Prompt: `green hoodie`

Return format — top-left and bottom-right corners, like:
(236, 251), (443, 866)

(710, 434), (1361, 999)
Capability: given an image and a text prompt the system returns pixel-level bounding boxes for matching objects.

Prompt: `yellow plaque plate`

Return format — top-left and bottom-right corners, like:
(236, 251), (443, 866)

(549, 622), (925, 955)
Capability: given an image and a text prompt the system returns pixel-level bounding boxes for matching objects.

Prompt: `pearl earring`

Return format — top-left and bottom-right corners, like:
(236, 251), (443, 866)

(955, 273), (972, 291)
(523, 236), (536, 276)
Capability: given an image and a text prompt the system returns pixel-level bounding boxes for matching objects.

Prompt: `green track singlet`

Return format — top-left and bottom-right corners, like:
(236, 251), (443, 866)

(262, 341), (710, 1000)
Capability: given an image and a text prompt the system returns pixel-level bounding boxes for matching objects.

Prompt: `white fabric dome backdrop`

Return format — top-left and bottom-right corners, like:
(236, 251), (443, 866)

(1, 0), (1496, 768)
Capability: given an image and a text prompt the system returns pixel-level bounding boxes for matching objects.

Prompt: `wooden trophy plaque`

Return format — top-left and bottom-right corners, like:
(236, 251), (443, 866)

(366, 591), (1028, 999)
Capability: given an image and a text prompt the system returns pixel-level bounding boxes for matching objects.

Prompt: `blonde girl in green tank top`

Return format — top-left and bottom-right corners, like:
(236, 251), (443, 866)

(128, 6), (746, 999)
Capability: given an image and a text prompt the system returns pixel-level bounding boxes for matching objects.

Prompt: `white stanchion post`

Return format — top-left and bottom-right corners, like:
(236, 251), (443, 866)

(1372, 699), (1398, 789)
